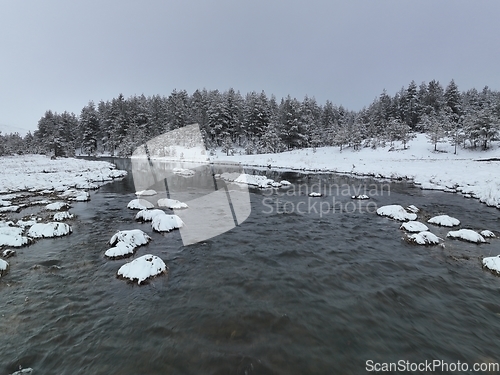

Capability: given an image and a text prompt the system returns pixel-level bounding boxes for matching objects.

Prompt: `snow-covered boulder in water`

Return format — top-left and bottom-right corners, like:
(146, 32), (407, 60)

(135, 209), (166, 222)
(406, 205), (419, 213)
(151, 214), (184, 232)
(400, 221), (429, 233)
(105, 241), (136, 259)
(483, 255), (500, 275)
(447, 229), (486, 243)
(377, 205), (417, 221)
(173, 168), (195, 177)
(127, 199), (154, 210)
(0, 226), (30, 247)
(351, 195), (369, 200)
(53, 211), (74, 221)
(28, 222), (72, 238)
(481, 230), (496, 238)
(157, 198), (188, 209)
(0, 258), (9, 276)
(427, 215), (460, 227)
(109, 229), (151, 248)
(135, 189), (157, 196)
(45, 201), (70, 211)
(117, 254), (167, 285)
(408, 231), (441, 245)
(309, 192), (322, 197)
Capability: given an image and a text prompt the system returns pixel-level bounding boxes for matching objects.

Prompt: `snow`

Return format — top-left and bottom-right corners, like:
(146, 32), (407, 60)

(28, 222), (72, 238)
(0, 205), (21, 212)
(109, 229), (151, 248)
(209, 134), (500, 209)
(53, 211), (74, 221)
(308, 192), (322, 197)
(351, 194), (369, 199)
(2, 249), (15, 258)
(234, 174), (274, 188)
(280, 180), (291, 186)
(447, 229), (486, 243)
(428, 215), (460, 227)
(105, 241), (136, 259)
(45, 201), (70, 211)
(117, 254), (167, 285)
(135, 209), (166, 222)
(16, 219), (37, 228)
(127, 199), (155, 210)
(481, 230), (496, 238)
(406, 205), (419, 213)
(0, 155), (126, 194)
(400, 221), (429, 233)
(0, 226), (29, 247)
(0, 258), (8, 275)
(135, 189), (157, 196)
(408, 231), (441, 245)
(173, 168), (195, 177)
(151, 214), (184, 232)
(157, 198), (188, 209)
(376, 205), (417, 221)
(483, 255), (500, 275)
(59, 189), (90, 201)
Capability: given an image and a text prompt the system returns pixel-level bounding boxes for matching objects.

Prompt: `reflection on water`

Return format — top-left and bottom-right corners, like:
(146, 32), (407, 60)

(1, 158), (500, 374)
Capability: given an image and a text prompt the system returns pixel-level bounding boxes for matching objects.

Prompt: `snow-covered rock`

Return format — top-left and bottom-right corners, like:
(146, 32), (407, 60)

(28, 222), (72, 238)
(0, 205), (21, 212)
(9, 367), (33, 375)
(223, 173), (274, 188)
(0, 227), (30, 247)
(351, 194), (369, 200)
(376, 205), (417, 221)
(45, 201), (70, 211)
(105, 242), (136, 259)
(280, 180), (292, 186)
(408, 231), (441, 245)
(427, 215), (460, 227)
(59, 189), (90, 202)
(157, 198), (188, 209)
(127, 199), (155, 210)
(447, 229), (486, 243)
(406, 205), (419, 213)
(135, 209), (166, 222)
(400, 221), (429, 233)
(117, 254), (167, 285)
(2, 249), (16, 258)
(151, 214), (184, 232)
(16, 219), (37, 228)
(0, 258), (9, 276)
(53, 211), (74, 221)
(109, 229), (151, 248)
(135, 189), (157, 196)
(481, 230), (496, 238)
(309, 192), (322, 197)
(173, 168), (195, 177)
(483, 255), (500, 275)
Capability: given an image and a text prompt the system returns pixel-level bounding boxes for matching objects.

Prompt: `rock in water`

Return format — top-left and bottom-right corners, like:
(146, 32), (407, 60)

(117, 254), (167, 285)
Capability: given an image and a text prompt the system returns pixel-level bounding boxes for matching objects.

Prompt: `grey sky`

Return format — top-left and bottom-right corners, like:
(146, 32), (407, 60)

(1, 0), (499, 134)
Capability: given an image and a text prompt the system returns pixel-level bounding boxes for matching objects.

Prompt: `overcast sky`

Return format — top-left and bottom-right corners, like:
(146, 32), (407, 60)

(1, 0), (500, 134)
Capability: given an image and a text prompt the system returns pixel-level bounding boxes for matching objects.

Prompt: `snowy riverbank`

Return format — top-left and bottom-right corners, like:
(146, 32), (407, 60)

(212, 134), (500, 209)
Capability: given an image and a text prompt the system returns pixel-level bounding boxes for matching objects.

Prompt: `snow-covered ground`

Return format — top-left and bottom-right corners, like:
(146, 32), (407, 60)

(211, 134), (500, 209)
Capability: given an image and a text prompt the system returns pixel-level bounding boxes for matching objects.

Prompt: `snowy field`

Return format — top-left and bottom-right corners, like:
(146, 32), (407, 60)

(212, 134), (500, 209)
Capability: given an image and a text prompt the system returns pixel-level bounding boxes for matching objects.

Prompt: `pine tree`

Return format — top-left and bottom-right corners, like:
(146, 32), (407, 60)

(80, 101), (100, 155)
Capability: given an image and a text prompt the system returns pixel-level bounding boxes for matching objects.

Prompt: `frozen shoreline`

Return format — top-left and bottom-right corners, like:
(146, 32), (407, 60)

(212, 134), (500, 209)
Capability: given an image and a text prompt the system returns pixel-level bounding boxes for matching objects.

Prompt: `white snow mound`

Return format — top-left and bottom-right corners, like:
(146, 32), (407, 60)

(481, 230), (496, 238)
(105, 241), (136, 258)
(117, 254), (167, 285)
(447, 229), (486, 243)
(109, 229), (151, 247)
(127, 199), (155, 210)
(151, 214), (184, 232)
(135, 189), (157, 196)
(400, 221), (429, 233)
(0, 258), (9, 275)
(427, 215), (460, 227)
(233, 174), (274, 188)
(135, 209), (166, 222)
(157, 198), (188, 209)
(406, 205), (419, 213)
(483, 256), (500, 275)
(54, 211), (74, 221)
(377, 205), (417, 221)
(173, 168), (195, 177)
(28, 222), (72, 238)
(0, 226), (30, 247)
(351, 195), (369, 200)
(45, 201), (70, 211)
(309, 192), (322, 197)
(408, 231), (441, 245)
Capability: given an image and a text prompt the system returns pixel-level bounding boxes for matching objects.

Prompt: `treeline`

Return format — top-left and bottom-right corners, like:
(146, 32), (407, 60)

(1, 79), (500, 157)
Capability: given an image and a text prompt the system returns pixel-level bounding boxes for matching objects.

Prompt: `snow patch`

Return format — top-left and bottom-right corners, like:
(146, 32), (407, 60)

(447, 229), (486, 243)
(105, 241), (136, 259)
(135, 209), (166, 222)
(0, 258), (9, 276)
(109, 229), (151, 248)
(127, 199), (155, 210)
(117, 254), (167, 285)
(0, 227), (30, 247)
(309, 192), (322, 197)
(351, 194), (369, 200)
(483, 255), (500, 275)
(427, 215), (460, 227)
(28, 223), (72, 238)
(45, 201), (70, 211)
(173, 168), (195, 177)
(157, 198), (188, 209)
(53, 211), (74, 221)
(135, 189), (157, 196)
(408, 231), (441, 245)
(400, 221), (429, 233)
(377, 205), (417, 221)
(151, 214), (184, 232)
(406, 205), (419, 213)
(481, 230), (496, 238)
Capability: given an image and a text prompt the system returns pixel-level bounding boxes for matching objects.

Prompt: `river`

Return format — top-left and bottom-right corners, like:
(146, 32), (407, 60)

(1, 158), (500, 374)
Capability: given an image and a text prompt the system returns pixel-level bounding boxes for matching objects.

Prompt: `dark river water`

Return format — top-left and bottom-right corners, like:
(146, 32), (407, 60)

(1, 158), (500, 375)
